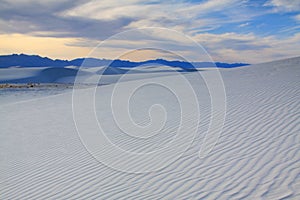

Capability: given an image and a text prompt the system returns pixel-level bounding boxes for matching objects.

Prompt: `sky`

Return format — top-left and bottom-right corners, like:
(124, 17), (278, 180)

(0, 0), (299, 63)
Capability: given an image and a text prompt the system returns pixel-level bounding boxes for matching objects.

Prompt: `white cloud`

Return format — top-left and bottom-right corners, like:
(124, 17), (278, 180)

(62, 0), (250, 34)
(265, 0), (300, 12)
(67, 30), (300, 63)
(295, 14), (300, 22)
(193, 32), (300, 63)
(239, 22), (250, 27)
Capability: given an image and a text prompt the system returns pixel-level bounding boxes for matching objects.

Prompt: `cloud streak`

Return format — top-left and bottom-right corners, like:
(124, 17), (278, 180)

(0, 0), (133, 39)
(264, 0), (300, 12)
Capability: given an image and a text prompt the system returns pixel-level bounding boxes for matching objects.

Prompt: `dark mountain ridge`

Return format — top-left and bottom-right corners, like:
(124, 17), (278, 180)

(0, 54), (249, 68)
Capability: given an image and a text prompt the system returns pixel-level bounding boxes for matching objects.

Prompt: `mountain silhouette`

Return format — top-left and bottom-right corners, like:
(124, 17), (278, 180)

(0, 54), (249, 68)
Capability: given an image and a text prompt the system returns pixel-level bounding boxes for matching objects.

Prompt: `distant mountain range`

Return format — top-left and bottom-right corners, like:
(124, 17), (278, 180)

(0, 54), (249, 68)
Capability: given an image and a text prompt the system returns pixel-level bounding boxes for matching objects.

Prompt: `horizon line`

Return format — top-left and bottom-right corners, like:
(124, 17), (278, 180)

(0, 53), (250, 64)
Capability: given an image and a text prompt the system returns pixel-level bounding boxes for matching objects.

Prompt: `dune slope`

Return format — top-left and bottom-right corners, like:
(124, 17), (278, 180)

(0, 57), (299, 199)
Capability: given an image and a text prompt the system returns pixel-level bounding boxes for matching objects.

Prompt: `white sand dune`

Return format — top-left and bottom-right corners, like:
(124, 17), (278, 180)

(0, 65), (195, 84)
(0, 57), (299, 199)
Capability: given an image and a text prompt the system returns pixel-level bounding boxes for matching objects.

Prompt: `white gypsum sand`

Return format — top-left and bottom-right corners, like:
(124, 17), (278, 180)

(0, 57), (299, 199)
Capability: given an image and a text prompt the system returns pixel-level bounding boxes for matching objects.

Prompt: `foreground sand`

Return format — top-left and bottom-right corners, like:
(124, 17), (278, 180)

(0, 57), (299, 199)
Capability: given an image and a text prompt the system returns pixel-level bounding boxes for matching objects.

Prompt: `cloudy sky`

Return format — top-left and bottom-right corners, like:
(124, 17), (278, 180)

(0, 0), (299, 63)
